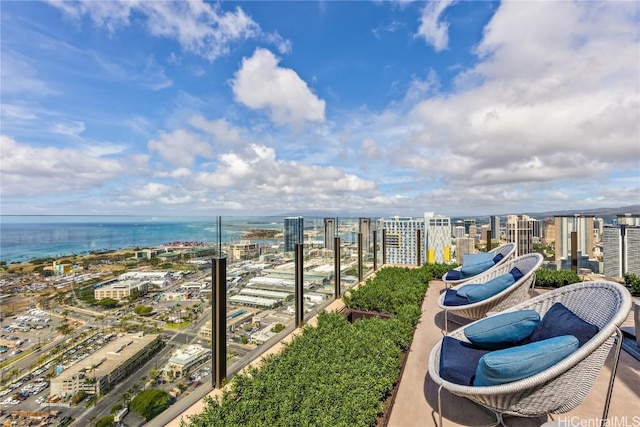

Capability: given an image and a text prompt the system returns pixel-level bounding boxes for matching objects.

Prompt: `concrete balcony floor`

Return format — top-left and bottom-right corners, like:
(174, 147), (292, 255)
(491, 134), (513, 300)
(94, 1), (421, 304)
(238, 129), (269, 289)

(387, 280), (640, 427)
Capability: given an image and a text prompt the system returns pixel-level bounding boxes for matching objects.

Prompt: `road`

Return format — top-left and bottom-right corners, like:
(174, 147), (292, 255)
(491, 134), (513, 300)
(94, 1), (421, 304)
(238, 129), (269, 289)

(71, 341), (175, 427)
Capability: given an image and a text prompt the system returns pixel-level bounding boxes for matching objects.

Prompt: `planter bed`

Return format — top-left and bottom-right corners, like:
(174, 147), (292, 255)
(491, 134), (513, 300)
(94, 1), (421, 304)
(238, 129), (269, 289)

(184, 265), (441, 427)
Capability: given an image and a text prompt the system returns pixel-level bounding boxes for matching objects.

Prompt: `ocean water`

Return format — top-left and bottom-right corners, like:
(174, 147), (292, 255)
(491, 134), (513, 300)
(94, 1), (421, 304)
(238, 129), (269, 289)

(0, 215), (290, 264)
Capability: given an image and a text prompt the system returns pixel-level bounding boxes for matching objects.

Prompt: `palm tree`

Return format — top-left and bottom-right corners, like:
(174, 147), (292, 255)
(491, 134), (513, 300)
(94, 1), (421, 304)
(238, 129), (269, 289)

(8, 368), (20, 381)
(118, 390), (131, 409)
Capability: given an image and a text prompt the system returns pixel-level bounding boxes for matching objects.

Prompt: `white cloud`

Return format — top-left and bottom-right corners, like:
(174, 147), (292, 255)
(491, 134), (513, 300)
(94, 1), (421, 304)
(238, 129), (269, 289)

(0, 51), (55, 96)
(1, 104), (38, 120)
(52, 120), (85, 137)
(399, 1), (639, 193)
(189, 115), (244, 146)
(404, 68), (440, 103)
(361, 138), (383, 160)
(190, 143), (377, 210)
(231, 48), (326, 127)
(414, 0), (455, 52)
(147, 129), (213, 168)
(47, 1), (289, 62)
(0, 135), (145, 197)
(140, 56), (173, 91)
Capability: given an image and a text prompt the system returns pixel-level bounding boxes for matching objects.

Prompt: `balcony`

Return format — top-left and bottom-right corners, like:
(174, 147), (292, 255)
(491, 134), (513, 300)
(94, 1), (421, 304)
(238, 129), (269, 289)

(158, 274), (639, 427)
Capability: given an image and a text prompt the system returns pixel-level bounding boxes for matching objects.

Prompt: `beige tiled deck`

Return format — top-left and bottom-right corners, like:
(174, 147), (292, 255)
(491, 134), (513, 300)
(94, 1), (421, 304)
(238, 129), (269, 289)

(387, 280), (640, 427)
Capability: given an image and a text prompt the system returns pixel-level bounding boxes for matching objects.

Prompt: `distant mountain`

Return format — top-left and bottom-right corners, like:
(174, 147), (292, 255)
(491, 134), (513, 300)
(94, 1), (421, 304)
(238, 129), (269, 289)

(516, 205), (640, 220)
(279, 205), (640, 223)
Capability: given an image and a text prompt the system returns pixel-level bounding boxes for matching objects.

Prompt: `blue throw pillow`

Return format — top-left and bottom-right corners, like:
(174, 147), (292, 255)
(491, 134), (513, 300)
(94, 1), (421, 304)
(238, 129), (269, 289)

(528, 302), (600, 347)
(473, 335), (579, 386)
(464, 310), (540, 350)
(464, 273), (516, 303)
(440, 336), (491, 386)
(463, 253), (495, 267)
(493, 252), (504, 264)
(510, 266), (524, 282)
(445, 269), (461, 280)
(460, 259), (495, 278)
(443, 289), (470, 306)
(456, 283), (482, 298)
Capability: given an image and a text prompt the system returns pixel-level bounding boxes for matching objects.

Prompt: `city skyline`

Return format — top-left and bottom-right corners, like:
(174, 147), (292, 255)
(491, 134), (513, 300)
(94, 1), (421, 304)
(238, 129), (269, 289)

(1, 1), (638, 217)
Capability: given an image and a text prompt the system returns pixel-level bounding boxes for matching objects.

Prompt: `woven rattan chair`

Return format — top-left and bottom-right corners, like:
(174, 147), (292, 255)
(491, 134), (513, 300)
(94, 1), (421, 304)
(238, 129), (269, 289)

(442, 243), (516, 289)
(429, 281), (632, 426)
(438, 253), (544, 332)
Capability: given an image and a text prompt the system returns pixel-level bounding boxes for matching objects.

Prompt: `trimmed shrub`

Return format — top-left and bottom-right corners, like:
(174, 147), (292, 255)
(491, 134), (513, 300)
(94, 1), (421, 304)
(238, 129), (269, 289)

(534, 267), (581, 288)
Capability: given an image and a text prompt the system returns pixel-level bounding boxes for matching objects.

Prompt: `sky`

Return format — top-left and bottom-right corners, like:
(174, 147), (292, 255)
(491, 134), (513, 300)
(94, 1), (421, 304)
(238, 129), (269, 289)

(1, 0), (639, 218)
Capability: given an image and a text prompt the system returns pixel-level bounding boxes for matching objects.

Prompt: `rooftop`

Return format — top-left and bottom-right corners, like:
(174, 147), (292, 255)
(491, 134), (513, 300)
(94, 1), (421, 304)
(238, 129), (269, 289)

(161, 279), (639, 427)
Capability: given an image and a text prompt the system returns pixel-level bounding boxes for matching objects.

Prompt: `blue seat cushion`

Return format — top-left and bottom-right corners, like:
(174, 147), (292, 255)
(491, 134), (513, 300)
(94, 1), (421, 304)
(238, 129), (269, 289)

(493, 252), (504, 264)
(473, 335), (579, 386)
(464, 310), (540, 350)
(443, 289), (470, 306)
(440, 337), (491, 386)
(510, 266), (524, 282)
(445, 269), (461, 281)
(460, 259), (495, 278)
(464, 273), (516, 303)
(456, 283), (482, 298)
(463, 253), (495, 266)
(528, 302), (600, 347)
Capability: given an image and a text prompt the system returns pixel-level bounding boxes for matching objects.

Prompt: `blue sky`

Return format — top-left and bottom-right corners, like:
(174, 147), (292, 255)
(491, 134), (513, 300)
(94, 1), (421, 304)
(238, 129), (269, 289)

(1, 1), (639, 217)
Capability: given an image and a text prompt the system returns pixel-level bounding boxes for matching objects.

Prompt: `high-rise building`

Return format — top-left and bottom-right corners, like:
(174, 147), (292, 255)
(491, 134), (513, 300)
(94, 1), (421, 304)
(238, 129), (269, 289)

(455, 237), (475, 264)
(480, 225), (491, 245)
(593, 218), (604, 244)
(506, 214), (535, 256)
(378, 213), (451, 266)
(463, 219), (476, 236)
(615, 214), (640, 226)
(490, 215), (501, 240)
(453, 226), (465, 239)
(603, 225), (640, 277)
(554, 215), (595, 267)
(425, 213), (452, 264)
(323, 218), (336, 250)
(378, 216), (425, 266)
(359, 217), (371, 252)
(543, 218), (556, 245)
(284, 216), (304, 252)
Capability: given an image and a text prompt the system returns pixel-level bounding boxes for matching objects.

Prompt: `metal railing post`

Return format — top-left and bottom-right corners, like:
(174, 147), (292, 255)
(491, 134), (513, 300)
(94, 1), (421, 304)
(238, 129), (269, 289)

(382, 229), (387, 265)
(372, 230), (377, 271)
(358, 232), (363, 282)
(212, 257), (226, 389)
(417, 229), (422, 266)
(334, 237), (341, 298)
(295, 243), (304, 328)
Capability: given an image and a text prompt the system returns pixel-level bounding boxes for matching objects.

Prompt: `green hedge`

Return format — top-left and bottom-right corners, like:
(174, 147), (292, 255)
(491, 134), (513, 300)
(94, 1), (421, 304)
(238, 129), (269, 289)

(624, 273), (640, 296)
(184, 267), (430, 427)
(342, 266), (430, 316)
(534, 267), (581, 288)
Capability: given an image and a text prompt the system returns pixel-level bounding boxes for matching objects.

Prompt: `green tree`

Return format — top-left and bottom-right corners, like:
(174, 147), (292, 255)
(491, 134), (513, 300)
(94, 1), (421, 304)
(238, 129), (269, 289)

(130, 389), (172, 421)
(96, 416), (115, 427)
(97, 298), (119, 308)
(57, 321), (72, 335)
(134, 305), (154, 315)
(271, 323), (285, 333)
(71, 390), (87, 405)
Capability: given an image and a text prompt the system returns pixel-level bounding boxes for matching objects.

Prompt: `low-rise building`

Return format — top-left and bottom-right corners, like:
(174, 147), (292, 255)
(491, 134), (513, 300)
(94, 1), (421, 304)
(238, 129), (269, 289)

(167, 345), (211, 377)
(50, 333), (162, 398)
(94, 280), (148, 300)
